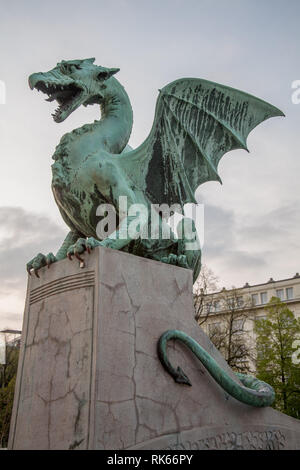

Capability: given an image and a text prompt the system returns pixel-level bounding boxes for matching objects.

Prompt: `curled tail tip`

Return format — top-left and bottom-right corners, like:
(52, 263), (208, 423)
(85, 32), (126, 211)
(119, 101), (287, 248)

(175, 367), (192, 386)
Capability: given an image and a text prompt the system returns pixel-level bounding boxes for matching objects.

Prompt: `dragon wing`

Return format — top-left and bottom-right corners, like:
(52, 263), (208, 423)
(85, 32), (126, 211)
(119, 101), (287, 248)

(117, 78), (284, 207)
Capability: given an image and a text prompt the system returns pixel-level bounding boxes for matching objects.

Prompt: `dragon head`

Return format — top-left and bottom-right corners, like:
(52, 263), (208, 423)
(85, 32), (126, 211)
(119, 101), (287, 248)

(28, 58), (120, 123)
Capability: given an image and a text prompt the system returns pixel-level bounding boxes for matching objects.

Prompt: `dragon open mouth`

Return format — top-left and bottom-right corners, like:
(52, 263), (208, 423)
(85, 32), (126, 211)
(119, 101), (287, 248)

(34, 81), (84, 122)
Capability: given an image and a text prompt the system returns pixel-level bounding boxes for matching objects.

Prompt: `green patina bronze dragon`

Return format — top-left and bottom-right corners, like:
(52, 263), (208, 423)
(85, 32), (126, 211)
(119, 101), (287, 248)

(27, 58), (283, 407)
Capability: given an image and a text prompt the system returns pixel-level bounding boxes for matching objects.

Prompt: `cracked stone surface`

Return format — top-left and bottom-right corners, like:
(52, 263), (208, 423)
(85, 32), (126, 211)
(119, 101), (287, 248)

(9, 257), (96, 450)
(9, 247), (300, 450)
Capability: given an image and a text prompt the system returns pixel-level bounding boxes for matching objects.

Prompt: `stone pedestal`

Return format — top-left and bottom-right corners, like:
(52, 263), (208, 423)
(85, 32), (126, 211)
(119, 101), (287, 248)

(8, 247), (300, 450)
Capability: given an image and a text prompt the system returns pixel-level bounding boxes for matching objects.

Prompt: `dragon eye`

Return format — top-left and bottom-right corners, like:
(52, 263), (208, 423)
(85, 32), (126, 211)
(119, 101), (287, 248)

(97, 71), (108, 81)
(60, 64), (70, 74)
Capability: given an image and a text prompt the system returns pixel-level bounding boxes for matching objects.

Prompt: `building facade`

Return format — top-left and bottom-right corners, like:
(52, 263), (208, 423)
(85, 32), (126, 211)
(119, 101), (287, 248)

(198, 273), (300, 372)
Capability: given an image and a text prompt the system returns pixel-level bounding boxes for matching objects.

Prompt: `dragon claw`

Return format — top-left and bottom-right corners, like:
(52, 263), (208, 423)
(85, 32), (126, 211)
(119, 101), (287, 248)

(177, 255), (189, 269)
(74, 252), (84, 262)
(67, 237), (101, 263)
(26, 252), (56, 277)
(46, 253), (55, 268)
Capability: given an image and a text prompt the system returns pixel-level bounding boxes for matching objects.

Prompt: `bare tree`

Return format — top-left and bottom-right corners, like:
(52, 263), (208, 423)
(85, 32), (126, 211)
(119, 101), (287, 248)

(0, 331), (20, 448)
(0, 332), (20, 389)
(199, 286), (255, 373)
(194, 264), (219, 324)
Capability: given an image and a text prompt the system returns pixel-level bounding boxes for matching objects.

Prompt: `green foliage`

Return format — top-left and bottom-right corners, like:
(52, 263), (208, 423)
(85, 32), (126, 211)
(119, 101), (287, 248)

(0, 376), (16, 447)
(255, 297), (300, 418)
(0, 345), (19, 388)
(0, 344), (19, 448)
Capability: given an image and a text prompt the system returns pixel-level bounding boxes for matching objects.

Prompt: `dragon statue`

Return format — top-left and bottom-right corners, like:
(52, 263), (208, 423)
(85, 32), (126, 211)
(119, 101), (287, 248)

(27, 58), (283, 407)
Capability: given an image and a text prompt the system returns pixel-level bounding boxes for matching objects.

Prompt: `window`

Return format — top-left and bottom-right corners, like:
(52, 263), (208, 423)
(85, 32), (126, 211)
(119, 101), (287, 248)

(256, 342), (268, 361)
(255, 315), (267, 332)
(286, 287), (294, 300)
(235, 357), (248, 364)
(226, 297), (243, 309)
(208, 322), (221, 336)
(260, 292), (268, 304)
(276, 289), (284, 300)
(232, 343), (247, 362)
(205, 303), (212, 314)
(232, 318), (244, 334)
(205, 300), (221, 313)
(252, 294), (259, 306)
(256, 315), (266, 321)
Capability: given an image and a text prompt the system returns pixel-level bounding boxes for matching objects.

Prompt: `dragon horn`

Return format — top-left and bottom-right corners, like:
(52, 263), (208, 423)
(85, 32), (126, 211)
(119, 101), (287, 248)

(108, 68), (120, 74)
(83, 58), (96, 64)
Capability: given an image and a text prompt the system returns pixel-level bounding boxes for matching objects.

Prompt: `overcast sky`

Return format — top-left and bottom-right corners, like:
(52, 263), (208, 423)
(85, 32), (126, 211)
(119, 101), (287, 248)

(0, 0), (299, 330)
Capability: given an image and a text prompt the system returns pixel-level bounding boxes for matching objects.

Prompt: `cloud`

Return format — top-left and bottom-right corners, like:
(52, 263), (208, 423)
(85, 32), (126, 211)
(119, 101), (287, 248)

(203, 204), (236, 256)
(0, 207), (65, 282)
(201, 201), (300, 288)
(0, 207), (65, 330)
(238, 203), (300, 252)
(202, 203), (266, 273)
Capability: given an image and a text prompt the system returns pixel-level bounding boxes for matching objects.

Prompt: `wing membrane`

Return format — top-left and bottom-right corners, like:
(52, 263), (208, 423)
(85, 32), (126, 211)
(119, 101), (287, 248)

(117, 78), (284, 207)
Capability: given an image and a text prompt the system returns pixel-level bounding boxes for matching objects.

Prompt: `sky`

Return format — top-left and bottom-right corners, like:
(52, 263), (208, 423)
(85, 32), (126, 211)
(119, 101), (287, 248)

(0, 0), (299, 329)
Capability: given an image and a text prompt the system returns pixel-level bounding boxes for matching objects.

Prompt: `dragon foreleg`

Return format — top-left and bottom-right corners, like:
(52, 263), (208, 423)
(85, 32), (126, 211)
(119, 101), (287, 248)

(157, 329), (275, 408)
(66, 214), (202, 281)
(66, 215), (140, 261)
(26, 230), (82, 277)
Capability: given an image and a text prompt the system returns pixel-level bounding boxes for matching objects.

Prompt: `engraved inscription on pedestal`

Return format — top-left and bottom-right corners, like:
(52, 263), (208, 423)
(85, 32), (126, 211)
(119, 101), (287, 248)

(166, 429), (286, 450)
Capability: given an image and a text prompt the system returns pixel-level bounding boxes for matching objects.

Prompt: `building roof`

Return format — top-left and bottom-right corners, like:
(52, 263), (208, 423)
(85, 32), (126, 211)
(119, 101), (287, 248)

(207, 273), (300, 296)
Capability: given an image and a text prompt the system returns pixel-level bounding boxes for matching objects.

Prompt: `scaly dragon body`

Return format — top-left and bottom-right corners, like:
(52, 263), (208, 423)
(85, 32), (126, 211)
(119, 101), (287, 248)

(27, 59), (200, 278)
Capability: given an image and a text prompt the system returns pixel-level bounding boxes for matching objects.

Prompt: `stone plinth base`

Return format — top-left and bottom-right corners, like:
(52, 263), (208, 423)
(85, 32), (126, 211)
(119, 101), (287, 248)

(8, 247), (300, 449)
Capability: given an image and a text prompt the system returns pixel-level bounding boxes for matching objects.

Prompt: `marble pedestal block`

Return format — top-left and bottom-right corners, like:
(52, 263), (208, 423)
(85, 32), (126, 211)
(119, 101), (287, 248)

(8, 247), (300, 450)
